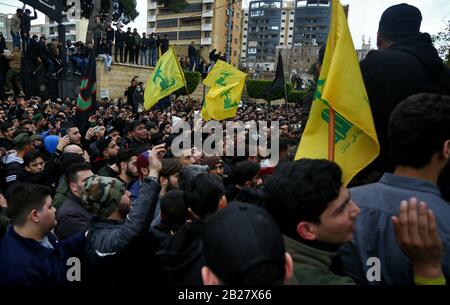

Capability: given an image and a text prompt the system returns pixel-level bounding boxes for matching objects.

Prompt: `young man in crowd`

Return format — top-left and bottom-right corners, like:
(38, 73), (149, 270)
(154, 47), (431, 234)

(55, 162), (94, 240)
(0, 183), (85, 285)
(340, 93), (450, 284)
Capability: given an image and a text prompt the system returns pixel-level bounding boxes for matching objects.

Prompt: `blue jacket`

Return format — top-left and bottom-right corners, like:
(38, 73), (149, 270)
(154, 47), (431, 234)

(339, 173), (450, 285)
(0, 225), (85, 285)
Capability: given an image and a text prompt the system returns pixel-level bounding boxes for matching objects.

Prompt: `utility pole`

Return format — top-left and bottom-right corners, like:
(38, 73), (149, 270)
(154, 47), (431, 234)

(225, 0), (233, 63)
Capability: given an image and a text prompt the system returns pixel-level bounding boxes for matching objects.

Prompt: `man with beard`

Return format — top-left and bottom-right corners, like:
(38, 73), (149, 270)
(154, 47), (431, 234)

(339, 93), (450, 285)
(82, 144), (165, 284)
(116, 149), (139, 188)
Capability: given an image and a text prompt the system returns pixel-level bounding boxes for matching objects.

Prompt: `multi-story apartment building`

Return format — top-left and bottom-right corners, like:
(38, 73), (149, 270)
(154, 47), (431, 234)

(293, 0), (330, 46)
(147, 0), (242, 66)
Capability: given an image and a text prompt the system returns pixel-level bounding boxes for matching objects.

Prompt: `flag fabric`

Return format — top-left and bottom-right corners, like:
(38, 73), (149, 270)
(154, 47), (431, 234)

(144, 46), (186, 110)
(201, 60), (247, 121)
(75, 49), (97, 133)
(295, 0), (379, 185)
(268, 52), (286, 96)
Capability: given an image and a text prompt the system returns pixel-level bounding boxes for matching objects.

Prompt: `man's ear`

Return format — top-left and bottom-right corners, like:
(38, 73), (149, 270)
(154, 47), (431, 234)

(284, 252), (294, 284)
(201, 266), (221, 285)
(159, 176), (168, 186)
(24, 165), (31, 172)
(218, 195), (227, 209)
(30, 209), (40, 224)
(296, 221), (317, 241)
(441, 139), (450, 160)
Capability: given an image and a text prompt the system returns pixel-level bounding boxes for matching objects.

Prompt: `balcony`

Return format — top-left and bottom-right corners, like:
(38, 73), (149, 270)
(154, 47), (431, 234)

(147, 27), (156, 34)
(149, 2), (157, 9)
(147, 15), (156, 22)
(201, 37), (212, 45)
(203, 0), (214, 3)
(202, 10), (213, 17)
(201, 23), (212, 31)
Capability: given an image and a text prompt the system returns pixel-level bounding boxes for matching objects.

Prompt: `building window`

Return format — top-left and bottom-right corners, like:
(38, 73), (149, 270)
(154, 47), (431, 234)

(250, 10), (264, 17)
(243, 35), (247, 38)
(288, 35), (292, 37)
(244, 20), (247, 23)
(269, 25), (279, 30)
(289, 27), (293, 30)
(204, 17), (211, 24)
(280, 34), (284, 37)
(282, 20), (285, 23)
(243, 42), (246, 45)
(248, 48), (257, 54)
(281, 27), (284, 30)
(280, 42), (284, 45)
(204, 31), (210, 38)
(150, 22), (155, 27)
(282, 12), (286, 15)
(179, 30), (201, 40)
(157, 18), (178, 28)
(290, 20), (294, 22)
(205, 4), (212, 10)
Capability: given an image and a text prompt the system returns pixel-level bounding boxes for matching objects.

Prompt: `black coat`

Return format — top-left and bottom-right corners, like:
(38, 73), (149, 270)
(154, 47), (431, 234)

(161, 38), (169, 53)
(360, 33), (450, 173)
(115, 31), (125, 47)
(105, 27), (115, 42)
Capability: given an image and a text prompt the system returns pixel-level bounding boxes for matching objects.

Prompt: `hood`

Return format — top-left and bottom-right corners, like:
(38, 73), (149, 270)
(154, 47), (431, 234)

(390, 33), (444, 78)
(2, 152), (23, 165)
(158, 219), (205, 272)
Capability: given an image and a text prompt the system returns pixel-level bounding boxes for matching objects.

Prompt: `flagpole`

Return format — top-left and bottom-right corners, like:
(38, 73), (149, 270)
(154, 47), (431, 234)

(172, 46), (193, 103)
(328, 0), (337, 161)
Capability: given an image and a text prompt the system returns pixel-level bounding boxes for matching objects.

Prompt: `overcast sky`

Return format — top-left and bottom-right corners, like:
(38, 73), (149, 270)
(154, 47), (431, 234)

(1, 0), (449, 49)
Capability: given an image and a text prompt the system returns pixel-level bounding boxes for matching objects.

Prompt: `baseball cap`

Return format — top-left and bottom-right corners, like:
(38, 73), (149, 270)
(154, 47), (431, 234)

(378, 3), (422, 37)
(13, 133), (40, 150)
(81, 175), (125, 218)
(203, 156), (223, 170)
(203, 202), (286, 285)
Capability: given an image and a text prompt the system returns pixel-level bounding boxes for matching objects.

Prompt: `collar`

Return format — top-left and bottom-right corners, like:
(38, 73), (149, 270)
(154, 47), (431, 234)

(7, 225), (58, 258)
(379, 173), (441, 196)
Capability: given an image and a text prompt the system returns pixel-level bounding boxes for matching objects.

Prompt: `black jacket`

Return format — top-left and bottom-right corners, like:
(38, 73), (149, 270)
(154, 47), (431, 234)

(55, 193), (96, 240)
(105, 27), (115, 42)
(125, 31), (135, 48)
(115, 30), (125, 47)
(360, 33), (450, 173)
(158, 219), (206, 285)
(85, 180), (162, 285)
(188, 45), (196, 58)
(21, 11), (37, 33)
(161, 38), (169, 53)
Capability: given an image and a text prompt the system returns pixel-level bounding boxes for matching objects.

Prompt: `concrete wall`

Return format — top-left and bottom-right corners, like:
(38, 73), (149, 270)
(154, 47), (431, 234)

(96, 60), (154, 100)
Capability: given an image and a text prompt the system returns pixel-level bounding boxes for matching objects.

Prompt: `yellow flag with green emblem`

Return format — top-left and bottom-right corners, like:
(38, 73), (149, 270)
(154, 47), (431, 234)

(202, 60), (247, 121)
(144, 46), (186, 110)
(295, 0), (379, 185)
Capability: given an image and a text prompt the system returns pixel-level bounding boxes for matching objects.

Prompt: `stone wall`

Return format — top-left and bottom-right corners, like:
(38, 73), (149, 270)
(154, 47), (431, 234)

(96, 60), (153, 100)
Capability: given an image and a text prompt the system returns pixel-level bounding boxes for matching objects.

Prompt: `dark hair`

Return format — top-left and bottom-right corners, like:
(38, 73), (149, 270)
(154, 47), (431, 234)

(233, 161), (260, 186)
(7, 183), (52, 226)
(264, 159), (342, 239)
(0, 121), (13, 134)
(65, 162), (92, 186)
(159, 121), (171, 133)
(183, 173), (225, 219)
(160, 158), (182, 179)
(24, 151), (43, 167)
(115, 149), (138, 171)
(160, 190), (189, 231)
(389, 93), (450, 168)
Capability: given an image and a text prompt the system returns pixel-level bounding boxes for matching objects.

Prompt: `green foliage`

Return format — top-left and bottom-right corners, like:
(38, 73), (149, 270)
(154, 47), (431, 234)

(287, 90), (306, 104)
(432, 20), (450, 63)
(77, 0), (139, 24)
(174, 71), (201, 96)
(157, 0), (189, 13)
(246, 80), (293, 102)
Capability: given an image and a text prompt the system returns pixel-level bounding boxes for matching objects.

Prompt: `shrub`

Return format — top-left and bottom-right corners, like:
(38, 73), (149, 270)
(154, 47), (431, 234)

(246, 80), (293, 102)
(174, 71), (201, 96)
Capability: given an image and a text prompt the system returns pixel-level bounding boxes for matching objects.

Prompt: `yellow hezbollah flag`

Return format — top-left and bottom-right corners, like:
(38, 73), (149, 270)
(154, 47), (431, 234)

(295, 0), (379, 185)
(144, 46), (186, 110)
(202, 60), (247, 121)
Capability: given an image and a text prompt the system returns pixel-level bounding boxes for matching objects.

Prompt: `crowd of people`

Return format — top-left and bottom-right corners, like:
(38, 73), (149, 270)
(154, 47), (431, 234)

(0, 3), (449, 287)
